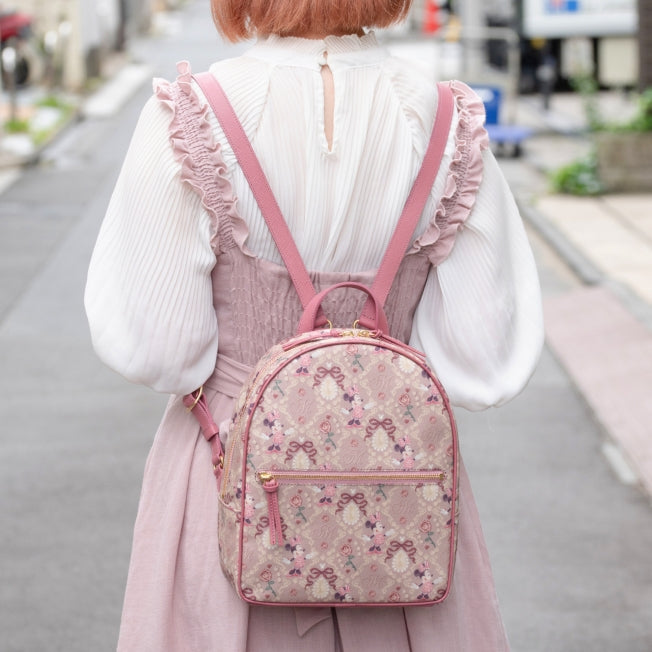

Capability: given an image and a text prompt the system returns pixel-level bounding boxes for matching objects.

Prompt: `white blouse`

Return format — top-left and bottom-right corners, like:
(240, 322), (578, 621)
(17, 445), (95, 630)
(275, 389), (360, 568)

(85, 32), (543, 410)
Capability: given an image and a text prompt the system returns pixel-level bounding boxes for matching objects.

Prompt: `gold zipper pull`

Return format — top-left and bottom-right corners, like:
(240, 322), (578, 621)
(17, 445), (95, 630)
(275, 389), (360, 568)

(259, 471), (274, 484)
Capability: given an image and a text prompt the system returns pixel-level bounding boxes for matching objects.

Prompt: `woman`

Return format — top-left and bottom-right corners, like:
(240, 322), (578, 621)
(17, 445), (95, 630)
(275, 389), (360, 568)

(86, 0), (543, 649)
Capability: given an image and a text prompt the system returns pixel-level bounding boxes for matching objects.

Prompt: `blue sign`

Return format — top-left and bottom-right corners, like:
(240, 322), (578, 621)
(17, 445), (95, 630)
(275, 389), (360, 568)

(546, 0), (580, 13)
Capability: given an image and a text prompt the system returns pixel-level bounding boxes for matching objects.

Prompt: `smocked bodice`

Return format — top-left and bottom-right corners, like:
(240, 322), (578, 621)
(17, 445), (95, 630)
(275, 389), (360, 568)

(210, 250), (431, 366)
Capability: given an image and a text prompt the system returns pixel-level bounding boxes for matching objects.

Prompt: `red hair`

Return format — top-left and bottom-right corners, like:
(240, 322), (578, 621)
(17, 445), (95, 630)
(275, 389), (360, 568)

(211, 0), (413, 42)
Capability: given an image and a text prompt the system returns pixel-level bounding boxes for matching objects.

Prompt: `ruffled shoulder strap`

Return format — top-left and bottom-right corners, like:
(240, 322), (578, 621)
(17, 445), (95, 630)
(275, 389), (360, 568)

(153, 61), (239, 254)
(412, 81), (490, 266)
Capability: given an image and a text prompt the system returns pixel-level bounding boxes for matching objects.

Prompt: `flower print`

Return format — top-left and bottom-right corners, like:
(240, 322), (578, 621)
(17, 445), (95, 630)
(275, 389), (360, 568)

(290, 494), (307, 522)
(422, 484), (440, 502)
(259, 569), (272, 582)
(420, 518), (437, 548)
(340, 543), (357, 570)
(290, 494), (303, 508)
(259, 568), (277, 597)
(346, 344), (364, 371)
(271, 378), (285, 397)
(398, 392), (416, 422)
(389, 591), (401, 602)
(398, 356), (415, 373)
(318, 419), (337, 449)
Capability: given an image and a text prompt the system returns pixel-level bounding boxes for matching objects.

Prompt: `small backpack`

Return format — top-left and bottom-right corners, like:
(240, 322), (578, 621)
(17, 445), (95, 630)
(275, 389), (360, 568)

(185, 72), (459, 608)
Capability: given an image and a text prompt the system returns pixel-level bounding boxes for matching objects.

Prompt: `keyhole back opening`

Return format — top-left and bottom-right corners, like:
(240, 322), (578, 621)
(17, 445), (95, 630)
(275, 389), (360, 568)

(320, 55), (335, 152)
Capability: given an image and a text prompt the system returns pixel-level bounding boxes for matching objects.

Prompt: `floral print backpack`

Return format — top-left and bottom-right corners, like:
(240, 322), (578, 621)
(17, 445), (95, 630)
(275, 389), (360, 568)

(184, 72), (458, 608)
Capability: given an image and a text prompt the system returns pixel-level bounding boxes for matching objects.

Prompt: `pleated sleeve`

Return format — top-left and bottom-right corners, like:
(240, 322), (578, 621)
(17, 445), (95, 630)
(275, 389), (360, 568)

(411, 149), (544, 411)
(84, 93), (218, 395)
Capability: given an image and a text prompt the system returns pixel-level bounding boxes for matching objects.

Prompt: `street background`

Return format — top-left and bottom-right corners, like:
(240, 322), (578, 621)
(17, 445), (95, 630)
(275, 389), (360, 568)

(1, 1), (651, 650)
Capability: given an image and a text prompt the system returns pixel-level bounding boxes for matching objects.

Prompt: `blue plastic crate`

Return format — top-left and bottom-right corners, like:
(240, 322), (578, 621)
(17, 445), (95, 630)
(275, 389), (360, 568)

(471, 85), (502, 125)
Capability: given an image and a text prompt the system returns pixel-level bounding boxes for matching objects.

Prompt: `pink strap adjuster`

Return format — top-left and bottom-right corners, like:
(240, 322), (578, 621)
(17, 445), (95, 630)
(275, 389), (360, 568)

(183, 387), (224, 484)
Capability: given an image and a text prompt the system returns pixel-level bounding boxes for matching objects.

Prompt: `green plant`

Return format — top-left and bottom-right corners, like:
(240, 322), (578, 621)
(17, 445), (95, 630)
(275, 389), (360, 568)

(550, 153), (603, 196)
(3, 118), (30, 134)
(608, 87), (652, 133)
(36, 95), (70, 110)
(570, 74), (603, 132)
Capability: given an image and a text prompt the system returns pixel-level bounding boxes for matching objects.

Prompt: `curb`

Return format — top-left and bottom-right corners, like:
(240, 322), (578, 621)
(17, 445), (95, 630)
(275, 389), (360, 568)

(516, 195), (603, 286)
(0, 109), (82, 170)
(520, 189), (652, 498)
(81, 63), (153, 119)
(0, 62), (152, 174)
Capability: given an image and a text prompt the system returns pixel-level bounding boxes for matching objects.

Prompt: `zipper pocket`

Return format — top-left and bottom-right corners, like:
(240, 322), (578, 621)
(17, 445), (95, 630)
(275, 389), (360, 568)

(257, 469), (446, 546)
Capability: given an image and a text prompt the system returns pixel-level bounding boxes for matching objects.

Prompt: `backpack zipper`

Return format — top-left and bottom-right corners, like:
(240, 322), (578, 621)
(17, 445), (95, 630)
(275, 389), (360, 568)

(258, 468), (446, 546)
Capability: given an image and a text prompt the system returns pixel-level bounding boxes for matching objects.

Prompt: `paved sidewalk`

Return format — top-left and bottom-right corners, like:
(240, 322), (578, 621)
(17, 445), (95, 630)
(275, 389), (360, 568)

(507, 96), (652, 498)
(530, 190), (652, 498)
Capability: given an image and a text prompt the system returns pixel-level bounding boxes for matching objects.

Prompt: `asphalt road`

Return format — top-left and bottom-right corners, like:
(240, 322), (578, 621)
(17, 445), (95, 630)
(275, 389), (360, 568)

(1, 2), (651, 650)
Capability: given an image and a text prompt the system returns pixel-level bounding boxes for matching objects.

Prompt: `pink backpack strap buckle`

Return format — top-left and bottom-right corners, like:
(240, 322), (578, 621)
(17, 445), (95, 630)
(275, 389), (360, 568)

(183, 387), (224, 482)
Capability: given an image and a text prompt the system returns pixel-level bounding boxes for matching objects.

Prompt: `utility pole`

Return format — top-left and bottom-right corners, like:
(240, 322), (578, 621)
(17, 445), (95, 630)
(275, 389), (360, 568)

(116, 0), (128, 51)
(639, 0), (652, 90)
(458, 0), (485, 79)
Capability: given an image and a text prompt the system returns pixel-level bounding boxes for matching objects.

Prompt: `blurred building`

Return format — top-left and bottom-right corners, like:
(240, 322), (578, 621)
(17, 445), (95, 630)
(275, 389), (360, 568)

(409, 0), (640, 91)
(1, 0), (154, 90)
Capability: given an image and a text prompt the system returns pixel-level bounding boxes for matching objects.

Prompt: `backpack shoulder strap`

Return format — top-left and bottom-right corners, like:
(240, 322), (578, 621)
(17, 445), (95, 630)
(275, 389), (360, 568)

(194, 71), (318, 310)
(363, 83), (454, 326)
(194, 72), (454, 327)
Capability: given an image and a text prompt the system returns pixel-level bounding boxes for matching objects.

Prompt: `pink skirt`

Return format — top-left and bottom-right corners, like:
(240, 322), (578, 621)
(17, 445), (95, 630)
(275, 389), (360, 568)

(117, 363), (509, 651)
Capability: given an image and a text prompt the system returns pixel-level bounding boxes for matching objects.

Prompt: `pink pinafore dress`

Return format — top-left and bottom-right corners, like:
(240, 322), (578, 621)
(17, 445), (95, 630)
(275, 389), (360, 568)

(117, 65), (510, 652)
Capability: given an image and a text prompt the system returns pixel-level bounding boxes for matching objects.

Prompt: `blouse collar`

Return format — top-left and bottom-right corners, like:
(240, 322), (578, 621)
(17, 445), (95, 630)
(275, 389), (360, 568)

(246, 31), (386, 69)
